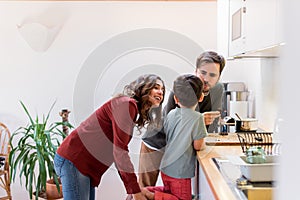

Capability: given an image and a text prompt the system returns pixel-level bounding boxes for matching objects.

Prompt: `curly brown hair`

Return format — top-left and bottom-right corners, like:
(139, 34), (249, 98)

(123, 74), (165, 130)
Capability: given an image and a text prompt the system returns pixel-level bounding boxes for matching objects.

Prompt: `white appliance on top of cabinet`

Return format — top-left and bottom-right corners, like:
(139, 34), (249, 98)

(227, 0), (284, 58)
(228, 0), (246, 57)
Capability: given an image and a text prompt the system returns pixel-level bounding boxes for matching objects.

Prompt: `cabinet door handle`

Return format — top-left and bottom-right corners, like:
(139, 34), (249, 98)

(243, 7), (246, 13)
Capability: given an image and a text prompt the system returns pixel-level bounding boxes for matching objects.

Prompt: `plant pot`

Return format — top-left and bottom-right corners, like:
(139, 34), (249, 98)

(32, 191), (47, 200)
(32, 191), (64, 200)
(46, 179), (63, 199)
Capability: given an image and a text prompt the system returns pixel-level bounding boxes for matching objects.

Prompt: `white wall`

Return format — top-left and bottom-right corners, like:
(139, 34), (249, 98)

(0, 2), (217, 199)
(0, 1), (217, 126)
(277, 1), (300, 199)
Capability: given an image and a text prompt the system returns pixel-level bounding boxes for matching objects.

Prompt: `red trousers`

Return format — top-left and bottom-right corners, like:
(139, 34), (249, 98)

(146, 172), (192, 200)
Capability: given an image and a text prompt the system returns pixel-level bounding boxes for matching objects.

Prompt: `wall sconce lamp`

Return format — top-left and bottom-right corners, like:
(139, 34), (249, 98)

(17, 22), (61, 52)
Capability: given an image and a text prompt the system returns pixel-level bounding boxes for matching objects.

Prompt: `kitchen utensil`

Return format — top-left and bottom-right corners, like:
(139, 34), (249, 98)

(219, 116), (235, 134)
(228, 155), (279, 182)
(230, 91), (249, 101)
(227, 155), (279, 182)
(235, 118), (258, 132)
(239, 155), (279, 182)
(224, 116), (235, 123)
(235, 113), (242, 121)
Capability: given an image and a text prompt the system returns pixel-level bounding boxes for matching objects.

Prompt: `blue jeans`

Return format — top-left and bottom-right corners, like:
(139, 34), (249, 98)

(54, 153), (95, 200)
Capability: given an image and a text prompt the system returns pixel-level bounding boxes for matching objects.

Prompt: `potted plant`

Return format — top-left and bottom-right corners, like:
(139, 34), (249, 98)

(9, 101), (73, 199)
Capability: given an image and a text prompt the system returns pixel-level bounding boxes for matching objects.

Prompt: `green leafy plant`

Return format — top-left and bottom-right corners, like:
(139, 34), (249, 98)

(9, 101), (73, 199)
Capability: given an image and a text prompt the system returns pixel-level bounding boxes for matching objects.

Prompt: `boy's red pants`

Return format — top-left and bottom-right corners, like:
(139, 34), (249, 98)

(146, 172), (192, 200)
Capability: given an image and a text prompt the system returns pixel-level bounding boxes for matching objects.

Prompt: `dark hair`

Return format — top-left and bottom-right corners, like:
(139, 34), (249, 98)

(123, 74), (165, 130)
(196, 51), (226, 75)
(173, 74), (203, 107)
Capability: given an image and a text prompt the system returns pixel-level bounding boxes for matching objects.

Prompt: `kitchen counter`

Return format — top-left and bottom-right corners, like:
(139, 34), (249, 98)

(197, 145), (244, 200)
(197, 132), (277, 200)
(205, 133), (241, 146)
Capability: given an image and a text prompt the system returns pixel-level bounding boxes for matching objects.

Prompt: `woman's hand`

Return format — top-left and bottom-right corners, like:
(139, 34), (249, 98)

(133, 192), (148, 200)
(141, 188), (154, 200)
(203, 111), (220, 125)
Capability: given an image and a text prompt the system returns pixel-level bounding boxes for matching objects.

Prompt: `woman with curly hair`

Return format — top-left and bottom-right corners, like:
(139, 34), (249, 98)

(54, 74), (165, 200)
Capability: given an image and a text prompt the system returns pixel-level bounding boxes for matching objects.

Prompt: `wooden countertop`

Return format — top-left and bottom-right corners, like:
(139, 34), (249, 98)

(197, 145), (244, 200)
(205, 133), (241, 146)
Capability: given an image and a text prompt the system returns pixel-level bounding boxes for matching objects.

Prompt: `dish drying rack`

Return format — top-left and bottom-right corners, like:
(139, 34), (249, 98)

(237, 132), (281, 155)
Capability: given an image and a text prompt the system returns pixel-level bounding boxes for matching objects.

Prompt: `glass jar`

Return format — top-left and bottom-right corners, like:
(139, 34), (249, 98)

(246, 146), (266, 164)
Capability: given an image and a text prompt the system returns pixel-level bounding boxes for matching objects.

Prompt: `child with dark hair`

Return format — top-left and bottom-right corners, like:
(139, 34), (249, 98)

(139, 51), (224, 188)
(141, 74), (208, 200)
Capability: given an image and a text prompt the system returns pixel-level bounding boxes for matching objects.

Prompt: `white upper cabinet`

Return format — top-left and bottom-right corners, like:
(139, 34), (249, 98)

(219, 0), (284, 58)
(228, 0), (246, 56)
(243, 0), (277, 53)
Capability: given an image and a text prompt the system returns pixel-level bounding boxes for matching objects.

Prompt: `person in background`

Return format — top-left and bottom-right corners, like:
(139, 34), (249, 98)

(54, 74), (165, 200)
(139, 51), (226, 188)
(141, 74), (207, 200)
(164, 51), (226, 131)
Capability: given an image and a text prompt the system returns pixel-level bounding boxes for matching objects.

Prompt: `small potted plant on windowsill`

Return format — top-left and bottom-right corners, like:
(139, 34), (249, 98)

(9, 101), (73, 200)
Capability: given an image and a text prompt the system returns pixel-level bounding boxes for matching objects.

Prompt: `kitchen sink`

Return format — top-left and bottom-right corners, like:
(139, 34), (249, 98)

(212, 157), (276, 200)
(212, 157), (247, 200)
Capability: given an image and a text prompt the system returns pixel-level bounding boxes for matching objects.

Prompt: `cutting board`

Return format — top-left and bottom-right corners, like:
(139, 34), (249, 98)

(205, 133), (241, 146)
